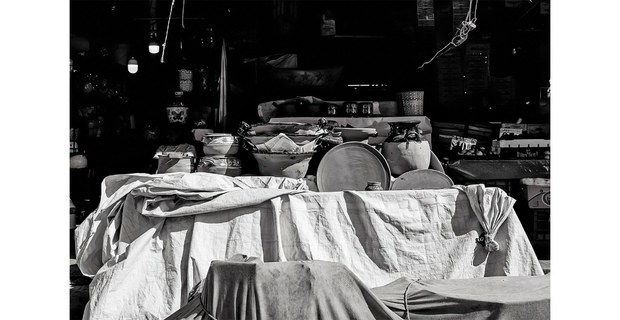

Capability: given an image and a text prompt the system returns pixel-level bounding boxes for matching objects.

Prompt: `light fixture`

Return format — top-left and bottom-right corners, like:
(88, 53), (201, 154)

(148, 29), (160, 54)
(148, 40), (160, 54)
(127, 57), (138, 74)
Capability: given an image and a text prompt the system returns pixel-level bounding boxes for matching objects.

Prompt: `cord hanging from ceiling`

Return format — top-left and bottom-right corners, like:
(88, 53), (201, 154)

(419, 0), (479, 69)
(181, 0), (186, 29)
(160, 0), (176, 63)
(160, 0), (188, 62)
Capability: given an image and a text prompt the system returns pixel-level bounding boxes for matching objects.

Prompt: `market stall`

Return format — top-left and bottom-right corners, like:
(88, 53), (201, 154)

(75, 172), (543, 319)
(70, 1), (551, 319)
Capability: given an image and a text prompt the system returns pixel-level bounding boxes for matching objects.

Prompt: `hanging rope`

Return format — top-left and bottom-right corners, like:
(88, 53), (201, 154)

(160, 0), (176, 63)
(419, 0), (479, 69)
(403, 281), (414, 320)
(181, 0), (186, 29)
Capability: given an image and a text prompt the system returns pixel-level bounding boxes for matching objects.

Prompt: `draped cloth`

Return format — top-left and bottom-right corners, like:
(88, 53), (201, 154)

(372, 275), (550, 320)
(165, 259), (549, 320)
(453, 184), (516, 252)
(165, 259), (403, 320)
(74, 173), (312, 277)
(75, 173), (542, 320)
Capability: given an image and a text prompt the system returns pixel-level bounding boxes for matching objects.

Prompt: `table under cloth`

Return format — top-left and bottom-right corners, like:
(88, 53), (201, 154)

(165, 259), (549, 320)
(75, 172), (543, 320)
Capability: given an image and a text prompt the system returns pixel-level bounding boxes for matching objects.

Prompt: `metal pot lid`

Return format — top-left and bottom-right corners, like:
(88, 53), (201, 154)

(390, 169), (454, 190)
(317, 142), (391, 192)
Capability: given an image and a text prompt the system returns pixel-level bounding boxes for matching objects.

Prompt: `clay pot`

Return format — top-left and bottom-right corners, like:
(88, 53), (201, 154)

(252, 153), (314, 178)
(381, 140), (431, 177)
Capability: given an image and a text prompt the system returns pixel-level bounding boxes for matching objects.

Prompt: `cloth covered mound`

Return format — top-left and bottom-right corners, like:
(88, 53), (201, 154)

(75, 173), (543, 320)
(372, 275), (550, 320)
(166, 258), (549, 320)
(166, 259), (402, 320)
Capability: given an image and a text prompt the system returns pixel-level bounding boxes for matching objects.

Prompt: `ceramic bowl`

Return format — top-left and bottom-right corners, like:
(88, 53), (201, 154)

(202, 134), (240, 156)
(197, 156), (242, 176)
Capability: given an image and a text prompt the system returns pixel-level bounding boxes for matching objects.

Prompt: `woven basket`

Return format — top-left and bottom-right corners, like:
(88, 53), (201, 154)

(397, 91), (424, 116)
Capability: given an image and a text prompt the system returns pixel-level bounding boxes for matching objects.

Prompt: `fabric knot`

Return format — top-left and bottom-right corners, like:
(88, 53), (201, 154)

(477, 232), (499, 252)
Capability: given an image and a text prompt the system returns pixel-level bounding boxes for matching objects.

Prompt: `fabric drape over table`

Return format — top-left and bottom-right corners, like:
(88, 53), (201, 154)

(165, 258), (549, 320)
(75, 172), (543, 320)
(166, 259), (403, 320)
(372, 274), (550, 320)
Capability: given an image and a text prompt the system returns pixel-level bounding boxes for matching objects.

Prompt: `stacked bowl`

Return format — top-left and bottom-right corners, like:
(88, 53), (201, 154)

(196, 133), (243, 176)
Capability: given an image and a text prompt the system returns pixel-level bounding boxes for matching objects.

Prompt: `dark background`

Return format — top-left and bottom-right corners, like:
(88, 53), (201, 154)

(69, 0), (550, 209)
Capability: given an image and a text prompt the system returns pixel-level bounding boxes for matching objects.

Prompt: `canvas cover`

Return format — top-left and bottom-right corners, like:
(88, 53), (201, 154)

(75, 172), (543, 320)
(165, 259), (402, 320)
(372, 275), (550, 320)
(165, 259), (549, 320)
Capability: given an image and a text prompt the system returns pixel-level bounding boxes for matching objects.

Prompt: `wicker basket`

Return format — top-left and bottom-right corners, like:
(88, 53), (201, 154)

(397, 91), (424, 116)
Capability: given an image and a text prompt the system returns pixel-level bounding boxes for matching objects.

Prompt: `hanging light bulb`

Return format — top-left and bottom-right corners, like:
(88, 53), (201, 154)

(148, 40), (160, 54)
(148, 30), (160, 54)
(127, 57), (138, 74)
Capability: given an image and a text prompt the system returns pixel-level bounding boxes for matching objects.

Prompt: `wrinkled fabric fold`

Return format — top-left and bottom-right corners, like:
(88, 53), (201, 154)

(76, 173), (309, 276)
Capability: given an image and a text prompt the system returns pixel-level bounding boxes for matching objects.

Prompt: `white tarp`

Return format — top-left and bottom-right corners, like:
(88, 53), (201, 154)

(75, 172), (543, 320)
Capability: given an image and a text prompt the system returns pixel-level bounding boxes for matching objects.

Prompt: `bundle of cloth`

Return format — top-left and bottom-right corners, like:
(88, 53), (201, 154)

(75, 172), (543, 320)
